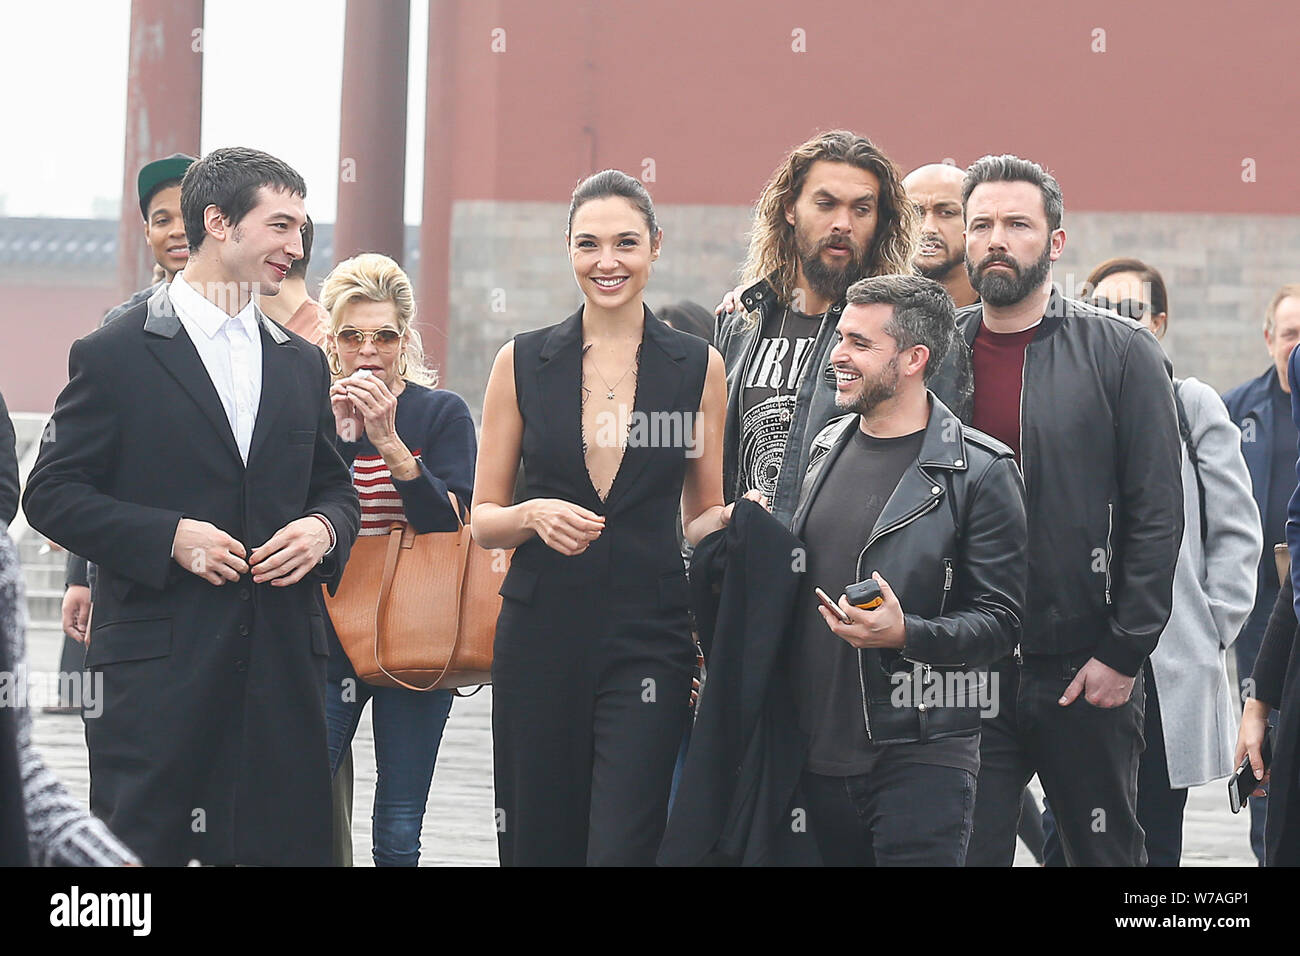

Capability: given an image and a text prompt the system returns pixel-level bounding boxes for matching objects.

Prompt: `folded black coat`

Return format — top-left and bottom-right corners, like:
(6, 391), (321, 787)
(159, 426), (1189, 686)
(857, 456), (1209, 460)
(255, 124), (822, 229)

(658, 498), (819, 866)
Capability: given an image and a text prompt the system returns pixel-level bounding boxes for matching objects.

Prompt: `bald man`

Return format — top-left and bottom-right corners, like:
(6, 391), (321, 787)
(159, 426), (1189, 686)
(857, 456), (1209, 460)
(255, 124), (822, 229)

(903, 164), (978, 308)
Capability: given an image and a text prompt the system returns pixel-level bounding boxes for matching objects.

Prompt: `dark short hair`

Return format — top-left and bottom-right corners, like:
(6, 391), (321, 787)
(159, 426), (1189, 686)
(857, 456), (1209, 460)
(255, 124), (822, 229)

(566, 169), (659, 238)
(1081, 257), (1169, 317)
(181, 147), (307, 251)
(287, 213), (314, 280)
(657, 300), (713, 344)
(844, 274), (956, 382)
(962, 154), (1064, 231)
(142, 177), (183, 221)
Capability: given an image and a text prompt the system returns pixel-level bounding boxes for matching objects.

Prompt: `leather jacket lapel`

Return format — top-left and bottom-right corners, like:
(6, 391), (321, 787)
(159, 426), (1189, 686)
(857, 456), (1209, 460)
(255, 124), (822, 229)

(868, 395), (968, 544)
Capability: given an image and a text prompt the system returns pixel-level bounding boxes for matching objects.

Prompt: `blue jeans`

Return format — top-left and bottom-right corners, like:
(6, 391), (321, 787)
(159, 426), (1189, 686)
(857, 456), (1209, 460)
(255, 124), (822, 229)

(326, 678), (453, 866)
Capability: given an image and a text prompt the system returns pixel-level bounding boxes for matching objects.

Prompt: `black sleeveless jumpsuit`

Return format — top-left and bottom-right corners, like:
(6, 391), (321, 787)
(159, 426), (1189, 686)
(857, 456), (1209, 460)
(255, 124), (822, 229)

(492, 305), (708, 866)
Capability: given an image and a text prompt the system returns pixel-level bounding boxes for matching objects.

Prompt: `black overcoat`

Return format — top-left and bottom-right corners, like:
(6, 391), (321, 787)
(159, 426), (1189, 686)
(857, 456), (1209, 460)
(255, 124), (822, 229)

(22, 284), (359, 866)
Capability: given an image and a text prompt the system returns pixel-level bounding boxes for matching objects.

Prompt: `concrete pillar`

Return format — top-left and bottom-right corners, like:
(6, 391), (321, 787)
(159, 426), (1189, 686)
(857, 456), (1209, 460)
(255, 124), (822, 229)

(334, 0), (410, 266)
(118, 0), (204, 301)
(417, 0), (458, 377)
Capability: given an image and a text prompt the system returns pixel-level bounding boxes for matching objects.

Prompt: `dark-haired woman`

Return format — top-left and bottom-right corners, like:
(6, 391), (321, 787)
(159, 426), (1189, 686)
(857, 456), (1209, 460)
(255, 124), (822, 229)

(658, 301), (715, 345)
(472, 170), (733, 866)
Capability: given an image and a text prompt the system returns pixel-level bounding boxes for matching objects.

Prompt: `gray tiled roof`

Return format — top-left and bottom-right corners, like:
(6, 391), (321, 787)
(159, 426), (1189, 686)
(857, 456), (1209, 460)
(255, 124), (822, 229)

(0, 219), (119, 267)
(0, 218), (422, 279)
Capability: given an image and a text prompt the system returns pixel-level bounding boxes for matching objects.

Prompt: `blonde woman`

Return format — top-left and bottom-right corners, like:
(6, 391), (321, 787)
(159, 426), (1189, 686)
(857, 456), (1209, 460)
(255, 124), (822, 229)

(319, 253), (476, 866)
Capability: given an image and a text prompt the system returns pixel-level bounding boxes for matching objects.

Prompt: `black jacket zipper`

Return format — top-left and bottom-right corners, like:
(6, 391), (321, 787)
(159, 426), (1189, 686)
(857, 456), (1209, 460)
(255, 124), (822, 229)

(854, 493), (943, 739)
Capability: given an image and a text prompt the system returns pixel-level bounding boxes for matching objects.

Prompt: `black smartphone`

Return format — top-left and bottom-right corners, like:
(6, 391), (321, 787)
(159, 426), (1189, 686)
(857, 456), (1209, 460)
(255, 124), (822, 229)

(1228, 727), (1273, 813)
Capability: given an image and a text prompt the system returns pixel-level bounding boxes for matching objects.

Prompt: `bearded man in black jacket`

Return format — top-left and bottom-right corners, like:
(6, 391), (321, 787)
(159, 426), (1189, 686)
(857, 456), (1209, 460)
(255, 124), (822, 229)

(929, 155), (1184, 867)
(790, 275), (1027, 866)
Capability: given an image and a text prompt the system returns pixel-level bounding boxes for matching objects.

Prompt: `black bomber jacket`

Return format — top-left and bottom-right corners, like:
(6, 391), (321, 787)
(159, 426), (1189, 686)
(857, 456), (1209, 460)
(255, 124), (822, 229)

(928, 288), (1184, 675)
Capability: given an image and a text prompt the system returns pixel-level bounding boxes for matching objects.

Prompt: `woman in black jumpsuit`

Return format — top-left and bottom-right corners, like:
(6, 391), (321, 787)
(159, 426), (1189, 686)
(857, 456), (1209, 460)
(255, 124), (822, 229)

(472, 171), (732, 865)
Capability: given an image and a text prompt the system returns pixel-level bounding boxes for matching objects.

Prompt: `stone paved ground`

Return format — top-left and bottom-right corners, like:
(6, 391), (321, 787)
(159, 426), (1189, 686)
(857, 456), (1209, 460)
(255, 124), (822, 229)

(24, 624), (1255, 867)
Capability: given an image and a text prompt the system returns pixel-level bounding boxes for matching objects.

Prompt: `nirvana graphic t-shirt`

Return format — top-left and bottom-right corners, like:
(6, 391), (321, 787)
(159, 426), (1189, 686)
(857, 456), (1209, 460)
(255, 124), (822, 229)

(739, 306), (823, 498)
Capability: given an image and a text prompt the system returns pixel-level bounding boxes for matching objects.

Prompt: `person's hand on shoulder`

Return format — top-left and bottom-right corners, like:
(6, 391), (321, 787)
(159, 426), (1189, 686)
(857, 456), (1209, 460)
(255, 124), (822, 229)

(714, 284), (745, 317)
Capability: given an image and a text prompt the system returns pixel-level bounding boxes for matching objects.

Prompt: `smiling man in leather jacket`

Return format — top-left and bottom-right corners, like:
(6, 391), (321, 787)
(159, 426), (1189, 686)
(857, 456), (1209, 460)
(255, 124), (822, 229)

(790, 274), (1027, 866)
(928, 155), (1184, 867)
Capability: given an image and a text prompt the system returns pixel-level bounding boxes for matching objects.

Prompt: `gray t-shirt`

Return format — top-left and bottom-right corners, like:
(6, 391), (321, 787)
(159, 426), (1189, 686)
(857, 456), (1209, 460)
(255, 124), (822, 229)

(794, 424), (978, 776)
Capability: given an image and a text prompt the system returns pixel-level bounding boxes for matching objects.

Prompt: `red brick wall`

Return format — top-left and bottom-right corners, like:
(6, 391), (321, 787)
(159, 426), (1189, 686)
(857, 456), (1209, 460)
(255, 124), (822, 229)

(450, 0), (1300, 214)
(6, 284), (116, 413)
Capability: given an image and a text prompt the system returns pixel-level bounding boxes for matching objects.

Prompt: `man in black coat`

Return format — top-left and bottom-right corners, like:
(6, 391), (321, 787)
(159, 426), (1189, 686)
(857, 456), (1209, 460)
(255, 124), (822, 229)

(62, 153), (200, 648)
(789, 275), (1026, 866)
(22, 147), (360, 866)
(928, 155), (1183, 866)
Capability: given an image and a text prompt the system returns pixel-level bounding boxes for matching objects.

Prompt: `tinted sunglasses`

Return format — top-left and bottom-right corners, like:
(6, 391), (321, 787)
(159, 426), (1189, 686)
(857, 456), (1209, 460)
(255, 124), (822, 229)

(335, 327), (402, 350)
(1090, 296), (1151, 321)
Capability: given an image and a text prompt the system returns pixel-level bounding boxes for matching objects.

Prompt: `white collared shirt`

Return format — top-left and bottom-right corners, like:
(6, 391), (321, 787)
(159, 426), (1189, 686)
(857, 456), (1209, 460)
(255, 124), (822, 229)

(169, 273), (264, 464)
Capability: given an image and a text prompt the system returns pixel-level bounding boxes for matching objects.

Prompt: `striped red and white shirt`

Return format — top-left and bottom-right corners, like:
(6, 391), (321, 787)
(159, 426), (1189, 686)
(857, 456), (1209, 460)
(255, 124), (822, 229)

(353, 448), (422, 535)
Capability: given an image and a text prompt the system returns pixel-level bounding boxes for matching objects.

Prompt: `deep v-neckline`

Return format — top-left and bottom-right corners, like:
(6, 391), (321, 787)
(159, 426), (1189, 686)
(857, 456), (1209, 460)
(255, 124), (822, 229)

(580, 328), (646, 506)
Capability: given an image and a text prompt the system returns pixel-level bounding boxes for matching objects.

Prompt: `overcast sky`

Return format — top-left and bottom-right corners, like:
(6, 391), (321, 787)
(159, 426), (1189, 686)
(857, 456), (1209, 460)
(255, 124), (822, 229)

(0, 0), (428, 222)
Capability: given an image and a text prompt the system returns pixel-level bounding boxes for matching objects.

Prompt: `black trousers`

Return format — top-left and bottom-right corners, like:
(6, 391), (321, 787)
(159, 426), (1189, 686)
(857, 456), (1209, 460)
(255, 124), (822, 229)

(1042, 661), (1188, 867)
(1135, 661), (1188, 866)
(966, 652), (1147, 866)
(55, 634), (86, 706)
(492, 586), (696, 866)
(802, 760), (976, 866)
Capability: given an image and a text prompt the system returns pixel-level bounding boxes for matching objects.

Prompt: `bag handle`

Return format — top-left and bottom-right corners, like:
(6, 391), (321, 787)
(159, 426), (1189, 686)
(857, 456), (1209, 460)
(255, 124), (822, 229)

(448, 490), (468, 529)
(371, 491), (474, 691)
(442, 493), (487, 698)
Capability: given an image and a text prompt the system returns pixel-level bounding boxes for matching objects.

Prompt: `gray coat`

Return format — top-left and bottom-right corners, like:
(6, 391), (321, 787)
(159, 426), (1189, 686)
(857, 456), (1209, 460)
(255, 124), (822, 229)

(1152, 377), (1261, 788)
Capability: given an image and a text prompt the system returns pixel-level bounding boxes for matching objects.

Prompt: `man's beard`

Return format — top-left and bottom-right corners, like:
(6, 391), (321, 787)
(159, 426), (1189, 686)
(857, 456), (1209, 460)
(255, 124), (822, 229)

(915, 238), (964, 282)
(966, 239), (1052, 307)
(795, 220), (873, 306)
(836, 354), (900, 416)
